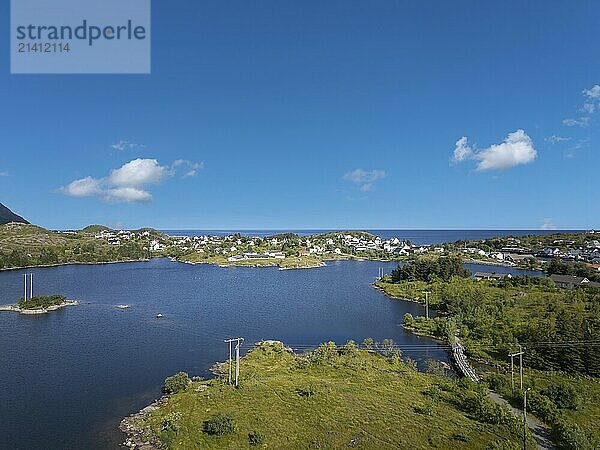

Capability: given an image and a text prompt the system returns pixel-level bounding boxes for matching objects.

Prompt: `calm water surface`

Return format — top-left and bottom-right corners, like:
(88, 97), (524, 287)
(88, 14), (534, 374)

(0, 258), (538, 449)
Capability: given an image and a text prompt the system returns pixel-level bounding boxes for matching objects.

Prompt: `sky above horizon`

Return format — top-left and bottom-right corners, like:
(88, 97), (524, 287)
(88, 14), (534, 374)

(0, 1), (598, 230)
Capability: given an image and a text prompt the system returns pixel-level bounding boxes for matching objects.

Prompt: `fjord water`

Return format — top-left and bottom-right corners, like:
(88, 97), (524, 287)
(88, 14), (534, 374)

(0, 259), (538, 449)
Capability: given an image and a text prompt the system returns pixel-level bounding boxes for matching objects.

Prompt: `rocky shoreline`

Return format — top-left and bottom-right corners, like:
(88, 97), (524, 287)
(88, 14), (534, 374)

(0, 300), (80, 315)
(120, 397), (169, 450)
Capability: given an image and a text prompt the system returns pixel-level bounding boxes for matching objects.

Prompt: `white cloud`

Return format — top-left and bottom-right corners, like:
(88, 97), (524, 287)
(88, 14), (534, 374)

(561, 84), (600, 128)
(583, 84), (600, 99)
(0, 171), (8, 177)
(545, 135), (571, 144)
(103, 187), (152, 203)
(111, 140), (145, 151)
(451, 136), (474, 162)
(172, 159), (204, 178)
(582, 102), (596, 114)
(60, 176), (103, 197)
(59, 158), (199, 204)
(562, 117), (590, 128)
(108, 158), (168, 187)
(343, 169), (385, 192)
(451, 130), (537, 171)
(541, 218), (557, 230)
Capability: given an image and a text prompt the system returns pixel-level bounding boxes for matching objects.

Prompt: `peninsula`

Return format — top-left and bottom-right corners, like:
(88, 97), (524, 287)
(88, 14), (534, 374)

(121, 341), (532, 449)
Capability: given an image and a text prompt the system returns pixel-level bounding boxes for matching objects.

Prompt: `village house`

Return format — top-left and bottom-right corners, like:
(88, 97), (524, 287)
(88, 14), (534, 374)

(549, 274), (600, 289)
(473, 272), (512, 281)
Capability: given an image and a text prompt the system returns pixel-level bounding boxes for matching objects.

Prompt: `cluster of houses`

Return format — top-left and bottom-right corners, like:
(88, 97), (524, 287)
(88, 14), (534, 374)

(227, 251), (286, 262)
(92, 229), (151, 246)
(473, 271), (600, 290)
(337, 234), (441, 256)
(463, 238), (600, 269)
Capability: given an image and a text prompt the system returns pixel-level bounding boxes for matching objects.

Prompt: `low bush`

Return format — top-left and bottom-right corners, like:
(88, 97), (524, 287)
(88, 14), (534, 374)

(163, 372), (190, 394)
(202, 413), (235, 436)
(248, 430), (265, 446)
(551, 419), (591, 450)
(542, 383), (580, 411)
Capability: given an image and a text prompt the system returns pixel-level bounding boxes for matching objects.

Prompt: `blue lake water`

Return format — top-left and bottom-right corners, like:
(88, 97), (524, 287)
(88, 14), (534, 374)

(0, 258), (540, 449)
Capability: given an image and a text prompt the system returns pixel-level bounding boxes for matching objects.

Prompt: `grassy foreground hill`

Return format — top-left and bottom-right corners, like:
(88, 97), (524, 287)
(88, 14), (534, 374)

(129, 342), (530, 449)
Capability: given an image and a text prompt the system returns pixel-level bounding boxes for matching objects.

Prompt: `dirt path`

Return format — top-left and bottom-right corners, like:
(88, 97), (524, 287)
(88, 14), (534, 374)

(487, 390), (555, 450)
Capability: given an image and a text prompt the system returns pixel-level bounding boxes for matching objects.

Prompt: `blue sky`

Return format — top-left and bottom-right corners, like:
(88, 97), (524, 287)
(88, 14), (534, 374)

(0, 1), (597, 230)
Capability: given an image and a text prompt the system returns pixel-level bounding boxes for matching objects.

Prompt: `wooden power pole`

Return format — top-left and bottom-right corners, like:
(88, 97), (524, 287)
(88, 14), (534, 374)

(224, 337), (244, 387)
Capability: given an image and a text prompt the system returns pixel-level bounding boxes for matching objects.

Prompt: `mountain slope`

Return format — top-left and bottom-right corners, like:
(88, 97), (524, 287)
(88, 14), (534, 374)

(0, 203), (29, 225)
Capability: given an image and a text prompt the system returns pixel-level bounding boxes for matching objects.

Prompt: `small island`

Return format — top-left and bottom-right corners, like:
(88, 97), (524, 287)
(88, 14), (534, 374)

(0, 294), (79, 315)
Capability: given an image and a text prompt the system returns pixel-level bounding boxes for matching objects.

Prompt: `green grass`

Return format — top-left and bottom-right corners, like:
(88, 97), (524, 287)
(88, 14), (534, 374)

(139, 342), (527, 449)
(18, 294), (66, 310)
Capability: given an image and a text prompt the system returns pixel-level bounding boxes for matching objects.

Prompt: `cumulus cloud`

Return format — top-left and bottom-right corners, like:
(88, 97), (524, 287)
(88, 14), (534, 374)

(451, 130), (537, 171)
(61, 176), (104, 197)
(108, 158), (168, 187)
(103, 187), (153, 203)
(343, 169), (385, 192)
(451, 137), (474, 162)
(541, 218), (557, 230)
(59, 157), (202, 204)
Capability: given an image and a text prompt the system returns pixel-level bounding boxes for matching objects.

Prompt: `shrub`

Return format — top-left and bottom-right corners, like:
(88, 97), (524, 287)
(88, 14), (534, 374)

(413, 398), (436, 416)
(163, 372), (190, 394)
(161, 411), (181, 433)
(526, 391), (559, 423)
(309, 342), (338, 364)
(339, 340), (358, 356)
(248, 430), (265, 446)
(424, 359), (446, 377)
(202, 413), (235, 436)
(542, 383), (580, 410)
(403, 313), (414, 327)
(551, 419), (591, 450)
(296, 385), (315, 397)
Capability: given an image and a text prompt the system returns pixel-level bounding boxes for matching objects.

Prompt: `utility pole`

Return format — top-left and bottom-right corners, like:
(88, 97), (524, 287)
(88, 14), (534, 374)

(423, 291), (431, 319)
(29, 273), (33, 299)
(519, 344), (524, 391)
(224, 337), (244, 387)
(523, 387), (531, 450)
(23, 274), (28, 302)
(235, 339), (241, 387)
(509, 346), (525, 393)
(224, 339), (232, 385)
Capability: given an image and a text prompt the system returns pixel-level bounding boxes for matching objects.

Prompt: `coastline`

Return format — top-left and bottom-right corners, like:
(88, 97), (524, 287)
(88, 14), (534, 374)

(120, 397), (168, 450)
(0, 258), (150, 273)
(0, 300), (80, 315)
